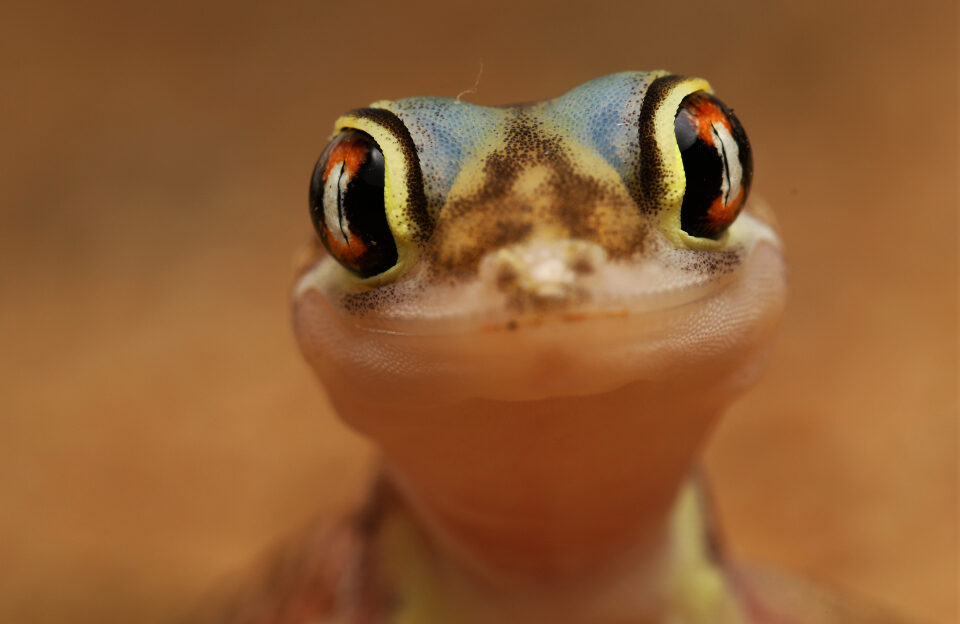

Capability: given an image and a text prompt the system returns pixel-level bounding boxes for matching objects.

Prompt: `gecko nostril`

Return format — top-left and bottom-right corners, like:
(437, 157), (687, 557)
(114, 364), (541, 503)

(496, 266), (519, 290)
(570, 257), (594, 275)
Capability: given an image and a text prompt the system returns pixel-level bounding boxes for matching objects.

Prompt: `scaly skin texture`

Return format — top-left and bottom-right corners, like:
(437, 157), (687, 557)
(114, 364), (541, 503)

(217, 72), (894, 623)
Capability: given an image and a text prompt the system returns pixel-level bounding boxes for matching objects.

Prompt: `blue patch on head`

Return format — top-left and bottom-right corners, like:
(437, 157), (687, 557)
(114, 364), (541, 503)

(386, 72), (660, 214)
(541, 72), (659, 180)
(387, 98), (508, 216)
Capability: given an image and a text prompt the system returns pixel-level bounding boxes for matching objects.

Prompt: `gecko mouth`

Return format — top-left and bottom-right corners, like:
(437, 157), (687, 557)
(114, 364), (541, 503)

(292, 238), (786, 403)
(298, 251), (776, 339)
(298, 253), (729, 334)
(293, 212), (783, 337)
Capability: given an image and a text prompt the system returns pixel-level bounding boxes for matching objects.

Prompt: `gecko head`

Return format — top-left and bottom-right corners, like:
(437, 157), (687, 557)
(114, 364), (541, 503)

(293, 72), (786, 416)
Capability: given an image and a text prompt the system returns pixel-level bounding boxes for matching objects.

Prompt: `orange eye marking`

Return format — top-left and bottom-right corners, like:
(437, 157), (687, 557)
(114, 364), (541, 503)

(686, 96), (733, 144)
(323, 137), (369, 182)
(322, 227), (369, 263)
(707, 187), (745, 229)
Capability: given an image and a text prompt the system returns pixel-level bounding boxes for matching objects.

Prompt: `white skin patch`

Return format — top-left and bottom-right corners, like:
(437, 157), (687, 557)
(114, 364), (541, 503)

(322, 161), (352, 243)
(710, 122), (742, 206)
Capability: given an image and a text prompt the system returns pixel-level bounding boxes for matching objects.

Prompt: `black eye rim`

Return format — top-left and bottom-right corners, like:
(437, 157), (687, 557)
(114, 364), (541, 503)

(341, 107), (433, 244)
(637, 74), (690, 217)
(308, 129), (398, 278)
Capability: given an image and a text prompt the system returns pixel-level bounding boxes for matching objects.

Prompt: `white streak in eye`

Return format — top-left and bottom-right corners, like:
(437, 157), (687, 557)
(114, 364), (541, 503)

(337, 165), (352, 241)
(711, 122), (742, 205)
(323, 161), (351, 243)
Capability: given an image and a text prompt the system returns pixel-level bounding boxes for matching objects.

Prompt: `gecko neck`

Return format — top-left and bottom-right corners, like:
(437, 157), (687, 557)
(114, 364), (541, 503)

(339, 377), (736, 585)
(369, 474), (745, 624)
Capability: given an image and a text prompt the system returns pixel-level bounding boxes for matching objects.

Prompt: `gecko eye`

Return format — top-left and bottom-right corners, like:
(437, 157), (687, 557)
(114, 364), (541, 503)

(309, 129), (398, 278)
(674, 92), (753, 239)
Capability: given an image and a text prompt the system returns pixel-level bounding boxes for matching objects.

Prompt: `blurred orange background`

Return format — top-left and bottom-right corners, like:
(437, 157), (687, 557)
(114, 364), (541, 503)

(0, 1), (956, 622)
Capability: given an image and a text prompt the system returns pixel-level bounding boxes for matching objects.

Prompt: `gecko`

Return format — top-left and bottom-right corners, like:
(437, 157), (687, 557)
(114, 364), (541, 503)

(219, 71), (899, 624)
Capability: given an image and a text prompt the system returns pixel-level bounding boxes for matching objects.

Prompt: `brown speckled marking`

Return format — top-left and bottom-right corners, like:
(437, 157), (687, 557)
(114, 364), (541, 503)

(426, 115), (648, 277)
(678, 248), (743, 275)
(337, 277), (427, 317)
(346, 108), (433, 242)
(636, 74), (688, 215)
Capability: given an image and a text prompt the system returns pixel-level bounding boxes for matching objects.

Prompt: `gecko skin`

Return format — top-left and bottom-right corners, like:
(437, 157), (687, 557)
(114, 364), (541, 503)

(218, 72), (890, 624)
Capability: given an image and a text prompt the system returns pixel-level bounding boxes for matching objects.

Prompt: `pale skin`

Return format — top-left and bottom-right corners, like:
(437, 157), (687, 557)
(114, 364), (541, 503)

(218, 72), (897, 623)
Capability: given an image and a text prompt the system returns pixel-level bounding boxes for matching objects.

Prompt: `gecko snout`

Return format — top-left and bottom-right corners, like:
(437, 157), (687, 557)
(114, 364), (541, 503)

(479, 239), (606, 312)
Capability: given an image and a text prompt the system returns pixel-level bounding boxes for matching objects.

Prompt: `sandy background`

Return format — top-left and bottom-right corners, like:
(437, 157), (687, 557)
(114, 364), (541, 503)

(1, 1), (956, 622)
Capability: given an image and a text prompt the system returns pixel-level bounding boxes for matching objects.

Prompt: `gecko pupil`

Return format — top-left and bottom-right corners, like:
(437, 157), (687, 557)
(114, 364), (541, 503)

(674, 92), (753, 239)
(308, 129), (397, 277)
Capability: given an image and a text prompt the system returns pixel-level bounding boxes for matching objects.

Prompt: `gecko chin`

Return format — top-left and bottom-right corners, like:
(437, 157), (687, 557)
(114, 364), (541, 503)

(292, 218), (786, 410)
